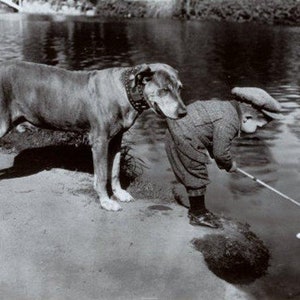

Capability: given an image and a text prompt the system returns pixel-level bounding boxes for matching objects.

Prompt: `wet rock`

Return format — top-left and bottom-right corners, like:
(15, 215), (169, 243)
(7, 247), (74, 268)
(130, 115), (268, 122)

(192, 220), (270, 284)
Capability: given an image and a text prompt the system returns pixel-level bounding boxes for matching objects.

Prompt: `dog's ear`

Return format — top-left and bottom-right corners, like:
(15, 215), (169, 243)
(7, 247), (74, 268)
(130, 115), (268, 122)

(129, 64), (155, 88)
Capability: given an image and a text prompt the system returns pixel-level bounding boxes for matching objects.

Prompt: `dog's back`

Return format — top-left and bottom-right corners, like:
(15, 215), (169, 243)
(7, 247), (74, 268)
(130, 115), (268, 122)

(0, 61), (96, 131)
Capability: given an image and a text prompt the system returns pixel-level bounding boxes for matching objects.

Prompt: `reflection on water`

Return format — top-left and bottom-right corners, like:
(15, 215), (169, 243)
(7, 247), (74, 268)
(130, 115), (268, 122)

(230, 135), (279, 196)
(0, 13), (299, 299)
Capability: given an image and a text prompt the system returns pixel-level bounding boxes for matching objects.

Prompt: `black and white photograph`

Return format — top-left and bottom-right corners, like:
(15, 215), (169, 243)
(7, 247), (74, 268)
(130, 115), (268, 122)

(0, 0), (299, 299)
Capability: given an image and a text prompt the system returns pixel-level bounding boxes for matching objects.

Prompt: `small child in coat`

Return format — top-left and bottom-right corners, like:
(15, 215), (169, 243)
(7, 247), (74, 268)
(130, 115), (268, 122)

(165, 87), (283, 228)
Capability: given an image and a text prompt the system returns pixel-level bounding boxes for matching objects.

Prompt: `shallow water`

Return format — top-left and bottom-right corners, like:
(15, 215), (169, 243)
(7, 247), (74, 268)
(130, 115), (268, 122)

(0, 13), (299, 299)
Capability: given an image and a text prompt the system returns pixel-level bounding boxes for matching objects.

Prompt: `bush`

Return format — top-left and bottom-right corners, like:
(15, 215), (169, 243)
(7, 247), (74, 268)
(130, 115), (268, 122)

(94, 0), (300, 24)
(179, 0), (300, 24)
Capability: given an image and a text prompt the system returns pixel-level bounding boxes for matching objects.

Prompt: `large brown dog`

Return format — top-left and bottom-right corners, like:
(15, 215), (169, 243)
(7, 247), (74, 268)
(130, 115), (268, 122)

(0, 61), (186, 211)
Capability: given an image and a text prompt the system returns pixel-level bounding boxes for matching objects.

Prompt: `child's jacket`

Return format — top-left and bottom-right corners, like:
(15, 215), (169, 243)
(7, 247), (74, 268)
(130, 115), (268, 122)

(166, 99), (241, 171)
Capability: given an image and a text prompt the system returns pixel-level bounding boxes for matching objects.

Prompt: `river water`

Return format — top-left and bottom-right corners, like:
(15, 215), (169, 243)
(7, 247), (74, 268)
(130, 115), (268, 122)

(0, 13), (299, 299)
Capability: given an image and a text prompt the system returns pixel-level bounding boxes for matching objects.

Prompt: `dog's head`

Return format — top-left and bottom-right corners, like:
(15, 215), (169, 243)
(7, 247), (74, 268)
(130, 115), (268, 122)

(130, 63), (187, 119)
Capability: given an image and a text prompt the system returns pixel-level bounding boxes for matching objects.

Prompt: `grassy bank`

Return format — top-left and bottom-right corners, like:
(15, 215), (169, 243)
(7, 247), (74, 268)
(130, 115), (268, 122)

(95, 0), (300, 25)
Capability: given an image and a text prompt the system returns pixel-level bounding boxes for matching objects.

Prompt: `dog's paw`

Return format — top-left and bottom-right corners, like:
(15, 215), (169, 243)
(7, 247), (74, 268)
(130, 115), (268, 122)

(113, 189), (135, 202)
(100, 198), (122, 211)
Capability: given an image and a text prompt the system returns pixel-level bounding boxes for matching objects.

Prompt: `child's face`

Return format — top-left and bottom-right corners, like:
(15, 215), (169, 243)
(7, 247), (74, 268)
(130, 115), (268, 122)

(241, 112), (268, 133)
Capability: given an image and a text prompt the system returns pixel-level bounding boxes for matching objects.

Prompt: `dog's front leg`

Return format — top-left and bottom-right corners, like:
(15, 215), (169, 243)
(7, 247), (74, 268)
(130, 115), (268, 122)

(91, 135), (121, 211)
(112, 152), (135, 203)
(109, 132), (135, 203)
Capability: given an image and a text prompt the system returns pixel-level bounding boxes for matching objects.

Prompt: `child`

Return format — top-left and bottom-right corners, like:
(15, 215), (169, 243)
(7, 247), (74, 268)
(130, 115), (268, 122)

(165, 87), (283, 228)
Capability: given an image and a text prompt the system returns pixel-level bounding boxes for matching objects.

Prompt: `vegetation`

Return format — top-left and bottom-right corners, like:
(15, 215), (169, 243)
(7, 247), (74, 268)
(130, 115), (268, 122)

(2, 0), (299, 24)
(177, 0), (300, 25)
(95, 0), (174, 18)
(95, 0), (300, 25)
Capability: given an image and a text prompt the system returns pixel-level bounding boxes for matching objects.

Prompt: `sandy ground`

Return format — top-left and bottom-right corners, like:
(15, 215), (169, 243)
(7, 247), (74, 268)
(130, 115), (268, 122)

(0, 153), (255, 300)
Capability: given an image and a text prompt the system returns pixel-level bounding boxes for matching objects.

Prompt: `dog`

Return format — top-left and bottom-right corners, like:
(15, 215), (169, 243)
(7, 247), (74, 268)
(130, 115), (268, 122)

(0, 61), (187, 211)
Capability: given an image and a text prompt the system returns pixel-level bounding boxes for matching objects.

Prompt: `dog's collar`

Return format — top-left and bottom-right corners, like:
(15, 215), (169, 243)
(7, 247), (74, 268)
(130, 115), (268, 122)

(123, 68), (150, 114)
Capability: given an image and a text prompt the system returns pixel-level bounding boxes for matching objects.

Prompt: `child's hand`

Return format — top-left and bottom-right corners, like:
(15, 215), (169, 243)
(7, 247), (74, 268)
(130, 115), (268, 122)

(228, 161), (237, 173)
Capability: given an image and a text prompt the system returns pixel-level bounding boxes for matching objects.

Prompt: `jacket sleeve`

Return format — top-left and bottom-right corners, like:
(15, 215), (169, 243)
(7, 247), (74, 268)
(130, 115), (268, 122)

(212, 121), (239, 171)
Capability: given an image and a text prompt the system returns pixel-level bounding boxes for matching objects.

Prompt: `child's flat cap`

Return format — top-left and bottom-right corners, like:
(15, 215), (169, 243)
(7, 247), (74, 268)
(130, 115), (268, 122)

(231, 87), (283, 119)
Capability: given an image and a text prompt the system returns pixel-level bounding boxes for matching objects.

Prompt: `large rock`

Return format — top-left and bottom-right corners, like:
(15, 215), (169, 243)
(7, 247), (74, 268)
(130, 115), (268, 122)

(192, 219), (270, 284)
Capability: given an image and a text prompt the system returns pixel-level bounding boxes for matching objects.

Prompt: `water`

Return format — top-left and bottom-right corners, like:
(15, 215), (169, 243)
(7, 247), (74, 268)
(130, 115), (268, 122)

(0, 13), (299, 299)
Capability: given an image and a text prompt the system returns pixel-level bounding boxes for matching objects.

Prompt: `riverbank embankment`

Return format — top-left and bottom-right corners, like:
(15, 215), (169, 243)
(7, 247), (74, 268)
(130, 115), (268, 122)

(96, 0), (300, 25)
(1, 0), (299, 25)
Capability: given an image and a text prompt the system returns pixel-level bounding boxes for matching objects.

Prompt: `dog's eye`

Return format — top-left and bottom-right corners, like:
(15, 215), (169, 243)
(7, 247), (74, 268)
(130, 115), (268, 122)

(158, 88), (169, 97)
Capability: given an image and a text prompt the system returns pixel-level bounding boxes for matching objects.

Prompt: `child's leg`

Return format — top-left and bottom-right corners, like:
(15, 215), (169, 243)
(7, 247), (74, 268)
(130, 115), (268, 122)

(188, 195), (206, 212)
(165, 132), (210, 195)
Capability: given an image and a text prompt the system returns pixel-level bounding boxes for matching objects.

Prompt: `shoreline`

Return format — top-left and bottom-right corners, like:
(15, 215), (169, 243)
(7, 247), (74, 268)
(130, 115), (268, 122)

(1, 0), (300, 25)
(95, 0), (300, 25)
(0, 147), (269, 300)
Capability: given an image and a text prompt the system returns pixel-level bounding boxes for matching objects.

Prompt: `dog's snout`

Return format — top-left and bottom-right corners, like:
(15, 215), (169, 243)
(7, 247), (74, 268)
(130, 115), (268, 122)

(178, 107), (187, 118)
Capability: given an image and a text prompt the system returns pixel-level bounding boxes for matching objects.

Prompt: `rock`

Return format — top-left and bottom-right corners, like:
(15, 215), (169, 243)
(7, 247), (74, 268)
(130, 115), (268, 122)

(192, 220), (270, 284)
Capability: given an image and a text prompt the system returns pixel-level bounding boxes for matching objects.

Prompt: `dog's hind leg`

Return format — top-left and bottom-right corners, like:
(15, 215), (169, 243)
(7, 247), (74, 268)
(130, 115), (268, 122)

(0, 122), (10, 138)
(110, 132), (134, 203)
(0, 95), (12, 138)
(91, 133), (122, 211)
(0, 113), (11, 139)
